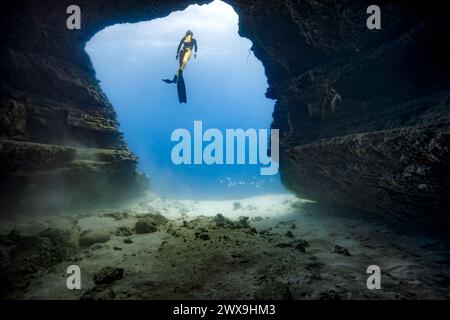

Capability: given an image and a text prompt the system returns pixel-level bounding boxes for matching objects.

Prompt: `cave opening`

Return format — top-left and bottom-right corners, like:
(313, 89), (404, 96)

(85, 0), (286, 200)
(3, 0), (450, 301)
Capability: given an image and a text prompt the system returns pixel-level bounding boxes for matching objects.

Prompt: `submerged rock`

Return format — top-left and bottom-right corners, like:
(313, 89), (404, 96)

(139, 212), (169, 226)
(294, 239), (309, 253)
(91, 244), (105, 250)
(135, 219), (157, 234)
(237, 216), (250, 228)
(102, 211), (129, 221)
(79, 230), (111, 247)
(134, 212), (169, 234)
(334, 245), (351, 256)
(115, 226), (133, 237)
(5, 228), (21, 243)
(7, 225), (79, 275)
(213, 214), (234, 228)
(285, 230), (294, 238)
(0, 223), (79, 296)
(9, 236), (57, 275)
(275, 239), (309, 253)
(93, 266), (124, 285)
(38, 228), (79, 258)
(213, 214), (251, 230)
(195, 232), (210, 241)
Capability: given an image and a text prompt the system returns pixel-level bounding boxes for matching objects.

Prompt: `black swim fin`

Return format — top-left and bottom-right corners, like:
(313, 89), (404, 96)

(162, 74), (178, 84)
(177, 71), (187, 103)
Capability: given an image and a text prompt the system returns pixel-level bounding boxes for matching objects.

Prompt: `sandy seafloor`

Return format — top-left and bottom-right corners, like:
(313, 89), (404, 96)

(0, 192), (449, 300)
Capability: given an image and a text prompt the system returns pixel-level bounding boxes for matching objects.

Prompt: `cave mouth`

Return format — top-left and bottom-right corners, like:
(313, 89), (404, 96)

(85, 0), (286, 200)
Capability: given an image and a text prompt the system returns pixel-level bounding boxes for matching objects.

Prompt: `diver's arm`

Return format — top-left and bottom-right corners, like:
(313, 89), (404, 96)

(176, 38), (184, 59)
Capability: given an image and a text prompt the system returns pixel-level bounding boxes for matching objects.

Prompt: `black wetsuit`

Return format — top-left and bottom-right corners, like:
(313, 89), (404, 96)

(177, 36), (198, 66)
(162, 35), (198, 89)
(177, 36), (198, 55)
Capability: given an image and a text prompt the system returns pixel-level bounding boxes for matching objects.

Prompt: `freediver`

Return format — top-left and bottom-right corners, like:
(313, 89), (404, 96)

(162, 30), (198, 85)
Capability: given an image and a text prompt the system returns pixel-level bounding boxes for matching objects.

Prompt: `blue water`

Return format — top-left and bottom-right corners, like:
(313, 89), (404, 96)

(85, 0), (285, 199)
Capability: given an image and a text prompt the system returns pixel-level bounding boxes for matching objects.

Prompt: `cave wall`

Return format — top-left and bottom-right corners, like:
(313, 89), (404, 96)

(0, 0), (209, 212)
(1, 0), (449, 225)
(227, 0), (450, 227)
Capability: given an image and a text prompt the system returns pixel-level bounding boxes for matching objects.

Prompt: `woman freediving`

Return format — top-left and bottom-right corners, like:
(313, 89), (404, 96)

(162, 30), (198, 103)
(162, 30), (198, 85)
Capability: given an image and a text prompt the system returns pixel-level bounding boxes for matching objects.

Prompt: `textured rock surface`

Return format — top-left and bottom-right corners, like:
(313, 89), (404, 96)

(93, 266), (124, 285)
(0, 216), (79, 296)
(79, 229), (111, 247)
(230, 0), (450, 226)
(1, 1), (449, 226)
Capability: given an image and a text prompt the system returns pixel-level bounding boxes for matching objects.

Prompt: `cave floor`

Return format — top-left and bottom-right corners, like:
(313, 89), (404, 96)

(0, 193), (449, 300)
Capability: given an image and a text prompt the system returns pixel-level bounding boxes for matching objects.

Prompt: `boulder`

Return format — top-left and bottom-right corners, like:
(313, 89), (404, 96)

(79, 230), (111, 247)
(135, 220), (157, 234)
(93, 266), (124, 285)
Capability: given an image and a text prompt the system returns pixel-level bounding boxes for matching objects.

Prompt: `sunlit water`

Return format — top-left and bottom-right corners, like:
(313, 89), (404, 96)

(85, 0), (285, 199)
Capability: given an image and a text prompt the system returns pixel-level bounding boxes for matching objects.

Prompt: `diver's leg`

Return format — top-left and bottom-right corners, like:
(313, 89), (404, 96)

(179, 49), (191, 72)
(162, 51), (185, 84)
(178, 50), (184, 68)
(167, 50), (186, 81)
(169, 49), (190, 82)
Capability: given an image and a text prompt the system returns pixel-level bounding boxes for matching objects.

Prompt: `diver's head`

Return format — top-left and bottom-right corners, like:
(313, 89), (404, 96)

(186, 30), (193, 36)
